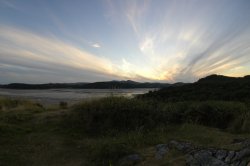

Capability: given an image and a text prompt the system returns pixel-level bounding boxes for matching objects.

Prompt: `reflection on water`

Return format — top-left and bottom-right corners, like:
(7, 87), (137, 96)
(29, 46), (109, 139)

(0, 88), (156, 104)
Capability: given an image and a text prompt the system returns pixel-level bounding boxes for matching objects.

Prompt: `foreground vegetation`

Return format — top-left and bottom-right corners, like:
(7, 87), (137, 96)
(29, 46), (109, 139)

(0, 95), (250, 165)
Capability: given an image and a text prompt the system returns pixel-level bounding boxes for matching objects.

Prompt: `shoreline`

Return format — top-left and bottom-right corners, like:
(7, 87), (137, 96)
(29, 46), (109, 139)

(0, 88), (155, 105)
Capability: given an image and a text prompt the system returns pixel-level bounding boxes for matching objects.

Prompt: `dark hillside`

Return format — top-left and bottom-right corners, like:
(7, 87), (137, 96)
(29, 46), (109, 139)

(140, 75), (250, 101)
(0, 80), (170, 89)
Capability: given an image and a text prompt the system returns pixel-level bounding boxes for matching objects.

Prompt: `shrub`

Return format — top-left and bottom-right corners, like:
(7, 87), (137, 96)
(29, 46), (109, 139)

(72, 97), (166, 134)
(69, 97), (250, 135)
(164, 101), (248, 129)
(59, 101), (68, 109)
(229, 112), (250, 133)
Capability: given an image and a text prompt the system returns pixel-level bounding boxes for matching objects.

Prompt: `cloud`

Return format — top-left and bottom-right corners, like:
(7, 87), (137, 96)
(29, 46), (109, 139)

(0, 26), (162, 83)
(0, 26), (114, 73)
(1, 1), (250, 83)
(139, 37), (154, 55)
(125, 0), (151, 35)
(92, 43), (101, 48)
(108, 0), (250, 82)
(0, 26), (117, 83)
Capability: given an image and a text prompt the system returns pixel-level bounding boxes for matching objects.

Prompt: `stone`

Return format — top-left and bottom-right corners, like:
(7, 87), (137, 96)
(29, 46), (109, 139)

(169, 140), (194, 153)
(155, 144), (169, 160)
(188, 150), (228, 166)
(233, 148), (250, 161)
(225, 151), (235, 163)
(215, 150), (228, 160)
(158, 140), (250, 166)
(207, 148), (218, 156)
(186, 154), (201, 166)
(119, 154), (142, 166)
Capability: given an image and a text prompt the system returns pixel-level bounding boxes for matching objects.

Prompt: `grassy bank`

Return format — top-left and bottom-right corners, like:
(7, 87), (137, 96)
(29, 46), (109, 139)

(0, 97), (250, 165)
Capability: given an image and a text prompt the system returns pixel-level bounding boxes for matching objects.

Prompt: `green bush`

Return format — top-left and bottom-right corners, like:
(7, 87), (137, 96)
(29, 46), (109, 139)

(70, 97), (250, 135)
(183, 101), (247, 129)
(72, 97), (164, 134)
(230, 112), (250, 133)
(162, 101), (248, 129)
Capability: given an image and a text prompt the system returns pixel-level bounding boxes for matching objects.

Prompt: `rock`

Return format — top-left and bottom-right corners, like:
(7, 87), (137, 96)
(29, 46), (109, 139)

(215, 150), (228, 160)
(186, 154), (201, 166)
(231, 161), (241, 166)
(197, 149), (213, 156)
(225, 151), (235, 163)
(187, 150), (228, 166)
(239, 160), (248, 166)
(119, 154), (142, 166)
(233, 148), (250, 161)
(169, 140), (179, 147)
(154, 140), (250, 166)
(169, 140), (194, 153)
(155, 144), (169, 160)
(207, 148), (218, 156)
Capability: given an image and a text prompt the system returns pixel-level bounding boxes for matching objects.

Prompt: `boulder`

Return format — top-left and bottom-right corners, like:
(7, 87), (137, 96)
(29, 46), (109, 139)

(233, 148), (250, 161)
(225, 151), (235, 163)
(188, 150), (228, 166)
(155, 144), (169, 160)
(215, 150), (227, 160)
(169, 140), (194, 153)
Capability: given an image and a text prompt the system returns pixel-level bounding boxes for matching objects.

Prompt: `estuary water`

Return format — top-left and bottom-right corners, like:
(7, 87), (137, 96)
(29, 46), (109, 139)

(0, 88), (156, 105)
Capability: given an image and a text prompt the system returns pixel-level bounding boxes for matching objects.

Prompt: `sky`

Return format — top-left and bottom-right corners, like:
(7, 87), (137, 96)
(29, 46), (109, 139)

(0, 0), (250, 83)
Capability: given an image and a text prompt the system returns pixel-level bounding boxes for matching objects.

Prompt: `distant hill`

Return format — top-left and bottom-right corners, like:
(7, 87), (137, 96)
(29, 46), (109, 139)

(0, 80), (172, 89)
(140, 75), (250, 101)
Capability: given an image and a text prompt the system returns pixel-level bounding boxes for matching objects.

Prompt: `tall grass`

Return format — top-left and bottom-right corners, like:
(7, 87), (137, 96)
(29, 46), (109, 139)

(70, 97), (250, 135)
(0, 97), (45, 124)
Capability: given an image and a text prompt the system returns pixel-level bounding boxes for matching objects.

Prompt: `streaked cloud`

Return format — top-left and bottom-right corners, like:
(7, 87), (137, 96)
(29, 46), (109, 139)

(0, 26), (116, 83)
(0, 26), (114, 73)
(125, 0), (151, 35)
(0, 0), (250, 83)
(0, 26), (162, 83)
(106, 0), (250, 82)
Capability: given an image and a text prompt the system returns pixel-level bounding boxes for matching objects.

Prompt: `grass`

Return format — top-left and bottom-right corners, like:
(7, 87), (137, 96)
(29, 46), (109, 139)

(0, 96), (250, 165)
(69, 97), (250, 134)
